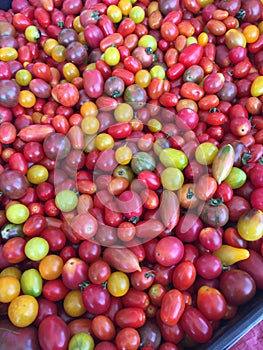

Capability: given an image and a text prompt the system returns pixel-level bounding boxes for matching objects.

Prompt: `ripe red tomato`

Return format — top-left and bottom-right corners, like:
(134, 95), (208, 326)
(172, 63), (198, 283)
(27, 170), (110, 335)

(38, 315), (70, 350)
(61, 257), (89, 290)
(160, 289), (185, 326)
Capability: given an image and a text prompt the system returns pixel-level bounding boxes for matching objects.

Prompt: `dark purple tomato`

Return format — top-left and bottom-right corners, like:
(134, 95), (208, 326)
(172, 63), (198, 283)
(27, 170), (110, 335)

(43, 133), (71, 160)
(0, 169), (28, 199)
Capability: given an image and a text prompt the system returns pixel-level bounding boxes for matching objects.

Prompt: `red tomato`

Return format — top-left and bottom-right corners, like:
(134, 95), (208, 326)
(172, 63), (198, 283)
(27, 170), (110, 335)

(115, 307), (146, 328)
(160, 289), (185, 326)
(172, 261), (196, 291)
(38, 315), (70, 350)
(61, 257), (89, 290)
(180, 306), (213, 343)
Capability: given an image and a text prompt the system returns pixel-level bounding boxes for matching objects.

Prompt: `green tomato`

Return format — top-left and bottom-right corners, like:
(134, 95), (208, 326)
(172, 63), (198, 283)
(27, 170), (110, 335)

(113, 165), (134, 182)
(15, 69), (32, 86)
(68, 333), (95, 350)
(25, 237), (49, 261)
(129, 6), (145, 24)
(138, 35), (157, 51)
(150, 65), (166, 80)
(25, 25), (41, 43)
(21, 268), (42, 297)
(161, 167), (184, 190)
(159, 148), (188, 170)
(6, 204), (30, 224)
(195, 142), (219, 165)
(104, 47), (120, 66)
(55, 190), (78, 212)
(224, 167), (247, 189)
(131, 152), (156, 175)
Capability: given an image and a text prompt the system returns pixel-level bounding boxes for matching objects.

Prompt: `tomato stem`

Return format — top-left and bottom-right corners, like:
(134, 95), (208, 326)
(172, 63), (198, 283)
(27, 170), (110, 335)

(241, 152), (252, 166)
(209, 196), (224, 207)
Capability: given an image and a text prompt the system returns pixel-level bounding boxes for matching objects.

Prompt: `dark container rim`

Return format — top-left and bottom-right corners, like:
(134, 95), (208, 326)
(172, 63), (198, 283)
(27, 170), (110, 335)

(197, 291), (263, 350)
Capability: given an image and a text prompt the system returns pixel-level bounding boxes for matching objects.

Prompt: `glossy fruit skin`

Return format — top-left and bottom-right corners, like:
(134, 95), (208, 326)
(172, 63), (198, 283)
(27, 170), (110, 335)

(82, 284), (111, 315)
(180, 306), (213, 343)
(197, 286), (227, 321)
(8, 295), (39, 328)
(154, 237), (184, 267)
(219, 269), (256, 305)
(0, 319), (40, 350)
(38, 315), (70, 350)
(160, 289), (185, 326)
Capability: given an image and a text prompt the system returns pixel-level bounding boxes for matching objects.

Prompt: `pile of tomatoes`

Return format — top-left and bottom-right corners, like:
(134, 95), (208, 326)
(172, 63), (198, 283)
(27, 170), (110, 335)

(0, 0), (263, 349)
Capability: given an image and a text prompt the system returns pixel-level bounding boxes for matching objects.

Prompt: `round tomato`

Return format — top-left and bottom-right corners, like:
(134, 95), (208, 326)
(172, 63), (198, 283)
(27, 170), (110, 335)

(0, 276), (20, 303)
(107, 271), (130, 297)
(8, 295), (39, 327)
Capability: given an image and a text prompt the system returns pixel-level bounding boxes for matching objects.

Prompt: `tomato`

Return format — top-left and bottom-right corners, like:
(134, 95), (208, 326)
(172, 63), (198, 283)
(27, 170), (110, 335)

(175, 213), (203, 243)
(199, 227), (223, 251)
(93, 316), (116, 342)
(39, 255), (63, 280)
(115, 328), (140, 350)
(62, 257), (89, 290)
(107, 271), (130, 297)
(68, 333), (95, 350)
(180, 306), (213, 343)
(172, 261), (196, 291)
(195, 175), (218, 201)
(160, 289), (185, 326)
(6, 203), (30, 224)
(38, 315), (70, 350)
(20, 269), (42, 297)
(82, 283), (111, 315)
(219, 269), (256, 305)
(196, 254), (222, 279)
(8, 295), (39, 328)
(0, 276), (20, 303)
(154, 237), (184, 267)
(63, 290), (86, 317)
(159, 148), (188, 170)
(2, 237), (26, 264)
(55, 190), (78, 212)
(42, 279), (69, 302)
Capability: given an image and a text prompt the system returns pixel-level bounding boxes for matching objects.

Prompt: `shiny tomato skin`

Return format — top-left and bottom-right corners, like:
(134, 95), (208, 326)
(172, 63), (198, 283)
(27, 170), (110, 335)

(197, 286), (227, 321)
(42, 279), (69, 302)
(219, 269), (256, 305)
(179, 44), (203, 68)
(172, 261), (196, 291)
(154, 237), (184, 267)
(82, 284), (111, 315)
(160, 289), (185, 326)
(122, 288), (150, 310)
(180, 306), (213, 343)
(38, 315), (70, 350)
(115, 307), (146, 329)
(61, 258), (89, 290)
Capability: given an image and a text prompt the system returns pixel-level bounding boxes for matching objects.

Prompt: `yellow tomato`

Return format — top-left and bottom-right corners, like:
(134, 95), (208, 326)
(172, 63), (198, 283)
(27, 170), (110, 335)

(114, 103), (134, 122)
(43, 38), (59, 56)
(80, 101), (98, 118)
(27, 165), (49, 184)
(161, 167), (184, 191)
(237, 209), (263, 241)
(195, 142), (219, 165)
(62, 62), (80, 82)
(107, 271), (130, 297)
(0, 267), (22, 280)
(118, 0), (132, 16)
(0, 47), (18, 61)
(107, 5), (122, 23)
(104, 47), (120, 66)
(251, 76), (263, 97)
(242, 24), (259, 43)
(225, 29), (246, 49)
(135, 69), (151, 88)
(0, 276), (21, 303)
(6, 203), (30, 224)
(81, 116), (100, 135)
(18, 90), (36, 108)
(197, 32), (209, 46)
(8, 295), (39, 327)
(95, 133), (114, 150)
(63, 290), (86, 317)
(115, 146), (133, 165)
